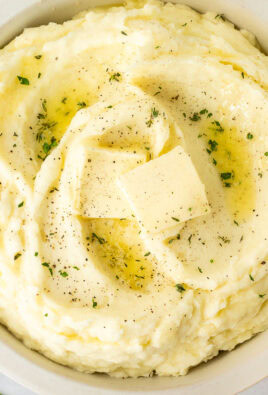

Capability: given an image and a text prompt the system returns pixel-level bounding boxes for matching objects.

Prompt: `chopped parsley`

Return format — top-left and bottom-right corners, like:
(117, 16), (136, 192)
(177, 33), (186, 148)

(144, 251), (151, 257)
(18, 201), (24, 208)
(92, 297), (97, 308)
(200, 108), (208, 115)
(42, 262), (53, 276)
(198, 266), (203, 273)
(146, 107), (159, 127)
(73, 266), (80, 270)
(259, 294), (265, 298)
(249, 274), (254, 281)
(38, 136), (57, 160)
(34, 252), (38, 256)
(77, 101), (87, 108)
(121, 31), (127, 35)
(215, 14), (225, 21)
(210, 120), (224, 132)
(175, 283), (185, 293)
(241, 72), (245, 78)
(189, 112), (201, 122)
(109, 72), (121, 82)
(265, 152), (268, 156)
(59, 270), (68, 278)
(171, 217), (180, 222)
(35, 55), (42, 59)
(208, 139), (218, 152)
(220, 172), (232, 180)
(38, 72), (42, 79)
(17, 76), (30, 85)
(92, 232), (106, 244)
(247, 132), (253, 140)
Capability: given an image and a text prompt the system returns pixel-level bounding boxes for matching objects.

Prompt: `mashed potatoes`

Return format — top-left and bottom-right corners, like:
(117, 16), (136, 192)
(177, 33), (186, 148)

(0, 0), (267, 377)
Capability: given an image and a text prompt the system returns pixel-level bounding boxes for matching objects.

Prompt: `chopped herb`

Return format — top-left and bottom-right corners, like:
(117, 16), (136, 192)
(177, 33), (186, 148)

(171, 217), (180, 222)
(59, 270), (68, 278)
(189, 112), (201, 122)
(224, 182), (231, 187)
(37, 113), (46, 119)
(218, 236), (230, 244)
(77, 101), (87, 108)
(176, 233), (181, 240)
(259, 294), (265, 298)
(135, 275), (145, 279)
(241, 72), (244, 78)
(107, 105), (113, 108)
(175, 284), (185, 293)
(221, 172), (232, 180)
(35, 55), (42, 59)
(39, 136), (57, 160)
(61, 97), (67, 104)
(18, 201), (24, 208)
(38, 72), (42, 79)
(121, 31), (127, 35)
(208, 139), (218, 152)
(151, 108), (159, 118)
(207, 112), (213, 118)
(42, 99), (47, 113)
(168, 238), (174, 244)
(249, 274), (254, 281)
(247, 132), (253, 140)
(212, 158), (217, 165)
(14, 252), (21, 260)
(154, 91), (160, 96)
(92, 232), (106, 244)
(210, 259), (214, 263)
(183, 113), (186, 118)
(210, 120), (224, 132)
(73, 266), (80, 270)
(182, 23), (187, 27)
(35, 252), (38, 256)
(109, 72), (121, 82)
(155, 45), (160, 49)
(145, 146), (150, 150)
(234, 220), (239, 226)
(198, 266), (203, 273)
(42, 262), (53, 276)
(265, 152), (268, 156)
(188, 234), (192, 244)
(144, 252), (151, 257)
(92, 297), (97, 308)
(17, 76), (30, 85)
(200, 108), (208, 115)
(44, 313), (48, 317)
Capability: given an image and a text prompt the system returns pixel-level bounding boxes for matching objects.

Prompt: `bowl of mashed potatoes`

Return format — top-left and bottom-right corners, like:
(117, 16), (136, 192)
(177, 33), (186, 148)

(0, 0), (267, 394)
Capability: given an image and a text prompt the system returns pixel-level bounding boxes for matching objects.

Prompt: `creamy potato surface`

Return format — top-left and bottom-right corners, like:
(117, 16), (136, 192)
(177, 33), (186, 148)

(0, 0), (267, 377)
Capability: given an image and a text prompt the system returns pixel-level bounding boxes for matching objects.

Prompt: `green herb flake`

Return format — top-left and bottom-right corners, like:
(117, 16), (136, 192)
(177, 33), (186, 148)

(34, 252), (38, 256)
(144, 251), (151, 257)
(92, 297), (97, 308)
(44, 313), (48, 317)
(175, 283), (185, 293)
(109, 72), (121, 82)
(249, 274), (254, 281)
(92, 232), (106, 245)
(198, 266), (203, 273)
(221, 172), (232, 180)
(241, 72), (245, 78)
(35, 55), (42, 59)
(210, 259), (214, 263)
(42, 262), (53, 276)
(73, 266), (80, 270)
(77, 101), (87, 108)
(208, 139), (218, 152)
(38, 72), (42, 79)
(189, 112), (201, 122)
(18, 201), (24, 208)
(259, 294), (265, 298)
(265, 152), (268, 156)
(59, 270), (68, 278)
(247, 132), (253, 140)
(171, 217), (180, 222)
(17, 76), (30, 85)
(121, 31), (127, 35)
(200, 108), (208, 115)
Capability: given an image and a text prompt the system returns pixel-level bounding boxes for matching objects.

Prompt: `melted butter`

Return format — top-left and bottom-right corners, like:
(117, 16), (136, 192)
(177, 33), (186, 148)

(203, 119), (256, 222)
(82, 218), (153, 290)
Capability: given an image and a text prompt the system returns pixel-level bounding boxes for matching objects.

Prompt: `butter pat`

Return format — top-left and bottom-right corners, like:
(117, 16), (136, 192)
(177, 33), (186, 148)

(118, 145), (209, 233)
(77, 147), (145, 218)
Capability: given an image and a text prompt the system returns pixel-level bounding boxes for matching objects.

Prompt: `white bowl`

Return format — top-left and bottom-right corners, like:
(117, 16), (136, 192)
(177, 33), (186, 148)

(0, 1), (267, 394)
